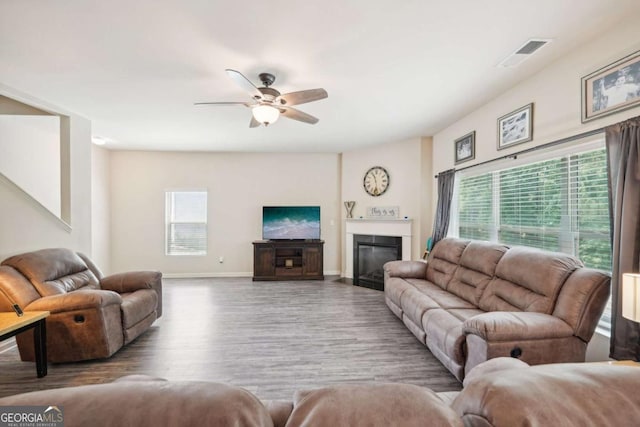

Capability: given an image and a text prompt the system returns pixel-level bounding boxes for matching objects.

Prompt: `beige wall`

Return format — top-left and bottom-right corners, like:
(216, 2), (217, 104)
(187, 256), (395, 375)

(109, 151), (341, 276)
(432, 16), (640, 179)
(340, 138), (427, 274)
(91, 146), (111, 273)
(0, 84), (92, 259)
(0, 115), (61, 218)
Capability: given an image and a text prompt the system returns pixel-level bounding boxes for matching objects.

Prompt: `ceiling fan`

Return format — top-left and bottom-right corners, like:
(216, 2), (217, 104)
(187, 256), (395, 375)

(195, 69), (328, 127)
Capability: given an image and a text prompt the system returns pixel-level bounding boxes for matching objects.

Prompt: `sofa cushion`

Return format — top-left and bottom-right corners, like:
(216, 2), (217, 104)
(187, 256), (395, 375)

(2, 248), (100, 296)
(447, 242), (507, 305)
(384, 276), (413, 308)
(385, 296), (403, 318)
(425, 238), (469, 289)
(452, 363), (640, 427)
(287, 383), (462, 427)
(399, 286), (439, 328)
(447, 308), (485, 322)
(478, 246), (582, 313)
(423, 309), (466, 365)
(0, 377), (274, 427)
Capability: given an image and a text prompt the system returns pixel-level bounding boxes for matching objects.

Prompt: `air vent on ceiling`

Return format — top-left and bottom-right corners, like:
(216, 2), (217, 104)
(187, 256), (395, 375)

(497, 38), (552, 68)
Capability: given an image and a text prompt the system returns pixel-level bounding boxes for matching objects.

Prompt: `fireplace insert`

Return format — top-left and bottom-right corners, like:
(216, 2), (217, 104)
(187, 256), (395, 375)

(353, 234), (402, 291)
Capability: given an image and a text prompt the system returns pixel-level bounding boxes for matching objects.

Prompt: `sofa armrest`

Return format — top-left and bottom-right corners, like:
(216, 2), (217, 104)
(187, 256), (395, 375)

(383, 260), (427, 279)
(101, 271), (163, 318)
(24, 290), (122, 314)
(463, 312), (574, 342)
(101, 271), (161, 293)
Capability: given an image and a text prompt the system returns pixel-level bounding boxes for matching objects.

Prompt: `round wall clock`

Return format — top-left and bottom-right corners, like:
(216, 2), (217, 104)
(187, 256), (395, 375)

(363, 166), (390, 197)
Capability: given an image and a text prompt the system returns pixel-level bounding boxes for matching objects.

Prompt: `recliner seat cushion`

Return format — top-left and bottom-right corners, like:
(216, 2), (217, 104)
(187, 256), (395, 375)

(400, 287), (439, 328)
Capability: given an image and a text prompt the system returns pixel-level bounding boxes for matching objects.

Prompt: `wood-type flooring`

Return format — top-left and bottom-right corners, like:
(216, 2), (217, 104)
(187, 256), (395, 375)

(0, 277), (461, 400)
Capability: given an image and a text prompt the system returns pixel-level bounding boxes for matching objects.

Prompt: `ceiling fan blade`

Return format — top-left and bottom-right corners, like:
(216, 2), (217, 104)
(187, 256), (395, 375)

(280, 106), (319, 124)
(249, 116), (261, 128)
(194, 101), (251, 106)
(278, 88), (328, 106)
(226, 69), (263, 100)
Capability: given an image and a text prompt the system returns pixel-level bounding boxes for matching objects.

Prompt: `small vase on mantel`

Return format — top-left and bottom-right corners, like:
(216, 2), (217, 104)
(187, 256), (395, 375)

(344, 201), (356, 219)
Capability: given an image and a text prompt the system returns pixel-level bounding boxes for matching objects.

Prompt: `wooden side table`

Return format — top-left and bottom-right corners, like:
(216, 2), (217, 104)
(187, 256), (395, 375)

(0, 311), (50, 377)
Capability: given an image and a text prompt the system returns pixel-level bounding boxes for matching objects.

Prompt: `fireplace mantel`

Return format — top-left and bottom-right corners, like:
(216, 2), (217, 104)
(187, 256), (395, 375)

(344, 219), (412, 279)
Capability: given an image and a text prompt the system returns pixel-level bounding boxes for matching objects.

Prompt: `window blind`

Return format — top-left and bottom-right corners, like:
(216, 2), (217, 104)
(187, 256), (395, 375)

(165, 191), (207, 255)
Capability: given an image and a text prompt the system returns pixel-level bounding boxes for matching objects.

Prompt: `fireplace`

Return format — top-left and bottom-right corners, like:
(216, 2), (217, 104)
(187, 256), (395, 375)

(344, 219), (412, 286)
(353, 234), (402, 291)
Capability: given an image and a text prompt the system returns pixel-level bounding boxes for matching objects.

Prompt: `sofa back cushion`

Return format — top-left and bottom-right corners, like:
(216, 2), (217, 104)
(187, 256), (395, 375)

(0, 376), (274, 427)
(453, 363), (640, 427)
(77, 252), (105, 280)
(446, 242), (508, 305)
(288, 383), (462, 427)
(426, 238), (469, 290)
(0, 266), (41, 310)
(2, 248), (100, 296)
(478, 246), (582, 313)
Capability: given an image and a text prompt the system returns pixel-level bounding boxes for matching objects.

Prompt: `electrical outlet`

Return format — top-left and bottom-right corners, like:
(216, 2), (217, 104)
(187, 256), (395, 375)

(218, 256), (224, 263)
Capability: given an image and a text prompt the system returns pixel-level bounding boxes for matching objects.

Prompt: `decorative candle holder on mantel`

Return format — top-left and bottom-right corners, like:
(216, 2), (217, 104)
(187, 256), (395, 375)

(344, 201), (355, 219)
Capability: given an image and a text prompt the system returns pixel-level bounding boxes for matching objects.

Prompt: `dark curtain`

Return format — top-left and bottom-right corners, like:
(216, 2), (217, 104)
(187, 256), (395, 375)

(432, 169), (456, 247)
(607, 116), (640, 360)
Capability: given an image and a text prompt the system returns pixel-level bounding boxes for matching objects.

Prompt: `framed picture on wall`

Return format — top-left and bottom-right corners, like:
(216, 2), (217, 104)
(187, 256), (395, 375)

(454, 131), (475, 164)
(497, 103), (533, 150)
(581, 49), (640, 123)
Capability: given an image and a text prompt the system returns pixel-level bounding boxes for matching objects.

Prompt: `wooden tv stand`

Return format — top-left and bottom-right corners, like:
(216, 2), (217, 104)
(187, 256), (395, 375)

(253, 240), (324, 281)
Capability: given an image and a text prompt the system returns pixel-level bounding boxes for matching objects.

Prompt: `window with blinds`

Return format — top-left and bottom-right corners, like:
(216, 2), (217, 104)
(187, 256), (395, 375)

(165, 190), (207, 256)
(452, 138), (612, 330)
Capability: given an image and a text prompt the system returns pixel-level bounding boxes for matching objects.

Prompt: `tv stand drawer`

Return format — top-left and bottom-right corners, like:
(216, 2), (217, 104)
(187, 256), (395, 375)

(276, 267), (303, 276)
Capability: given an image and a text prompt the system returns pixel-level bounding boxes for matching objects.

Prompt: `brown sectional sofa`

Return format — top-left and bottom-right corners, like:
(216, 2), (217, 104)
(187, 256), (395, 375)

(1, 360), (639, 426)
(0, 248), (162, 362)
(384, 237), (610, 380)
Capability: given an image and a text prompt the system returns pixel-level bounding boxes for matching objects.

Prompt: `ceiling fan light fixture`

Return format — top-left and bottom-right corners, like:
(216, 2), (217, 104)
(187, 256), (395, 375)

(252, 104), (280, 126)
(196, 69), (325, 126)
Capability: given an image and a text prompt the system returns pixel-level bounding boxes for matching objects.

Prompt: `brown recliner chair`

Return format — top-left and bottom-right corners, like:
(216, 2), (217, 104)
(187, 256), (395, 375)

(0, 248), (162, 363)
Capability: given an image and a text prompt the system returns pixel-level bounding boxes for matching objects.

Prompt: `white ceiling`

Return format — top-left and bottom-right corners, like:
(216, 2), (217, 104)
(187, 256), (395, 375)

(1, 1), (639, 153)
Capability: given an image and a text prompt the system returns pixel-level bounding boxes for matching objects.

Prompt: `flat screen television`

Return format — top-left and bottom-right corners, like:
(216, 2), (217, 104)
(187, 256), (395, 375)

(262, 206), (321, 240)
